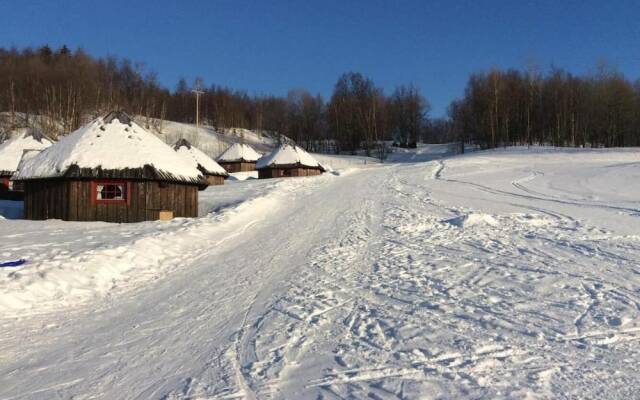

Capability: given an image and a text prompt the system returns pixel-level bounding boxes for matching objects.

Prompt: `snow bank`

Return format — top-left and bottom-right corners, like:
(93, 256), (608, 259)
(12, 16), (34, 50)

(0, 172), (336, 317)
(444, 213), (499, 228)
(14, 112), (203, 183)
(227, 171), (258, 182)
(312, 153), (380, 170)
(387, 143), (463, 163)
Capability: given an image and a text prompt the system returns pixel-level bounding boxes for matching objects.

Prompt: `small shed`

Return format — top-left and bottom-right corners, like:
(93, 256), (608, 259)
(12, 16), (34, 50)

(217, 143), (261, 173)
(0, 128), (53, 197)
(14, 111), (206, 222)
(256, 144), (325, 179)
(174, 139), (228, 188)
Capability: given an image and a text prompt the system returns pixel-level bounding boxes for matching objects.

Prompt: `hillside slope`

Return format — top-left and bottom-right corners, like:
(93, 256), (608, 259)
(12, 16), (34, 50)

(0, 111), (278, 155)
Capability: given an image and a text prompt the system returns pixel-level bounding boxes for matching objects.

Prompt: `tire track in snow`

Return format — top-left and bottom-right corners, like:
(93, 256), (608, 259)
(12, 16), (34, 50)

(225, 171), (389, 398)
(236, 160), (640, 399)
(443, 170), (640, 216)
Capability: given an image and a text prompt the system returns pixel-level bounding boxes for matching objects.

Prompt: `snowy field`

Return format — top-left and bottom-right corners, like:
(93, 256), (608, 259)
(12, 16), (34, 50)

(313, 153), (380, 170)
(1, 147), (640, 399)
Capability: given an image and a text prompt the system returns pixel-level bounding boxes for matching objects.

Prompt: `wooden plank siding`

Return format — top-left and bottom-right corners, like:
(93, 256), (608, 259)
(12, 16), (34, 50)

(219, 161), (256, 173)
(205, 175), (225, 186)
(24, 179), (199, 222)
(258, 167), (323, 179)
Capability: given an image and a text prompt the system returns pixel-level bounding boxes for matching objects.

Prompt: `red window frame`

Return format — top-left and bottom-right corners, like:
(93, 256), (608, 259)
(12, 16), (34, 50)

(91, 180), (131, 205)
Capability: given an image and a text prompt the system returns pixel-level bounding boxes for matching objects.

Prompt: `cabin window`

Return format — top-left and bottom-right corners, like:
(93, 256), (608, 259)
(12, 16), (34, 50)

(92, 181), (129, 204)
(0, 178), (9, 190)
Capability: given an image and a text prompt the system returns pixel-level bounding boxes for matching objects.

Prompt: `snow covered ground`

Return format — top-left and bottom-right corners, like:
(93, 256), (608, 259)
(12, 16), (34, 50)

(313, 153), (380, 170)
(1, 147), (640, 399)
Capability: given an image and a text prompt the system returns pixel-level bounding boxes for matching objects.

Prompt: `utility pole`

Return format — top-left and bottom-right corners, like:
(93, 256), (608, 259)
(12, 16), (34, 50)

(192, 87), (204, 143)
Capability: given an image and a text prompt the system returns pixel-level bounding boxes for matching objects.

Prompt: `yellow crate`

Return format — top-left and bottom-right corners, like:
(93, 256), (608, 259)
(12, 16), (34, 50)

(158, 210), (174, 221)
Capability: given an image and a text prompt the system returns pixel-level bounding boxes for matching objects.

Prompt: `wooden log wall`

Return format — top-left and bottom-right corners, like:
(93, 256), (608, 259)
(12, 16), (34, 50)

(24, 179), (199, 222)
(205, 175), (225, 186)
(220, 161), (256, 173)
(258, 167), (322, 179)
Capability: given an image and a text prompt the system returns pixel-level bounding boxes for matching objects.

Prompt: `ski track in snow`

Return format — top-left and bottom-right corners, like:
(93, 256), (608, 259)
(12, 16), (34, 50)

(1, 148), (640, 399)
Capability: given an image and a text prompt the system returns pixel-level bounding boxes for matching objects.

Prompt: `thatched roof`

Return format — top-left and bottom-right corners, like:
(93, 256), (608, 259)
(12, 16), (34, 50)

(217, 143), (261, 163)
(256, 144), (324, 171)
(174, 139), (228, 177)
(14, 111), (206, 185)
(0, 128), (54, 176)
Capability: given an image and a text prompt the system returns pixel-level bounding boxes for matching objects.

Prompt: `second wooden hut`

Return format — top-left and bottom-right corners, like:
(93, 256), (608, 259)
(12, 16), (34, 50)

(217, 143), (261, 173)
(0, 128), (54, 198)
(174, 138), (228, 187)
(256, 144), (325, 179)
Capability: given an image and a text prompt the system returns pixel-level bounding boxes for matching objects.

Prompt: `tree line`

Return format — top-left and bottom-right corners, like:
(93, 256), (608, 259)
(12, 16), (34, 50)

(3, 45), (639, 154)
(0, 45), (431, 157)
(449, 65), (640, 148)
(0, 45), (170, 137)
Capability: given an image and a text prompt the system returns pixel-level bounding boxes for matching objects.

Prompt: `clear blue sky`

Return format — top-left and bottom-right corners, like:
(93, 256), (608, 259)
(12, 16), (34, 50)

(1, 0), (639, 117)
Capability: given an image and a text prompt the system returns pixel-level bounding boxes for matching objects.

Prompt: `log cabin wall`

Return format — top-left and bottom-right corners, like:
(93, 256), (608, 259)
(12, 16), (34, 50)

(258, 167), (322, 179)
(205, 175), (225, 186)
(24, 179), (198, 222)
(219, 161), (256, 173)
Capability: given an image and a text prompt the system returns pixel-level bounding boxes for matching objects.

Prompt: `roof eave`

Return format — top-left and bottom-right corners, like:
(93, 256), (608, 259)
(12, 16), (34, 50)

(16, 164), (206, 185)
(257, 162), (324, 171)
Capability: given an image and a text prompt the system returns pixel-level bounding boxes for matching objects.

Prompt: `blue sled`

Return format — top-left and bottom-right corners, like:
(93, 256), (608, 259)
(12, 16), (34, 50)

(0, 259), (26, 268)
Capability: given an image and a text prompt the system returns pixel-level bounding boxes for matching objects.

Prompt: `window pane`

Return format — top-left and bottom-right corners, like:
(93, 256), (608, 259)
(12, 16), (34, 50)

(96, 183), (126, 201)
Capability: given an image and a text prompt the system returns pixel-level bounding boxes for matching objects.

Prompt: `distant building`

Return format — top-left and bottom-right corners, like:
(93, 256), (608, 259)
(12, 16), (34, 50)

(14, 111), (206, 222)
(174, 139), (228, 188)
(217, 143), (261, 173)
(0, 128), (54, 199)
(256, 144), (325, 179)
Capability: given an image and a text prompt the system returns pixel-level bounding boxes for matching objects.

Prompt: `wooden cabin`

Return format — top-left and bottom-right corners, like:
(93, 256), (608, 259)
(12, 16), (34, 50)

(0, 129), (53, 199)
(174, 139), (228, 188)
(256, 144), (325, 179)
(217, 143), (261, 173)
(14, 111), (206, 223)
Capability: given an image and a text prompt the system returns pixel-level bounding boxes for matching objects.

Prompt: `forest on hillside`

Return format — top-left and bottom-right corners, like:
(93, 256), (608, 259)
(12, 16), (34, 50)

(450, 66), (640, 148)
(2, 45), (640, 153)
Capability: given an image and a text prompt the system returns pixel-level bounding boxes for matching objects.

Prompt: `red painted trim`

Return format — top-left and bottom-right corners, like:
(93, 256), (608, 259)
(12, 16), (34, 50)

(91, 180), (130, 206)
(90, 181), (96, 206)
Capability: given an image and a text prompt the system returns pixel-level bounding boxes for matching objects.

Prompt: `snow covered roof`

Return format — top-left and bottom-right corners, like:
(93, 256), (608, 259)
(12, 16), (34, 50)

(217, 143), (261, 163)
(0, 128), (54, 175)
(174, 139), (228, 177)
(14, 111), (205, 184)
(256, 144), (324, 170)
